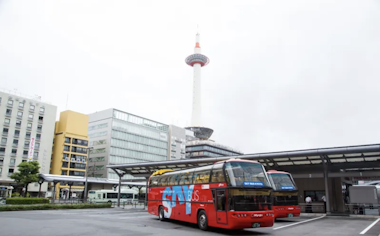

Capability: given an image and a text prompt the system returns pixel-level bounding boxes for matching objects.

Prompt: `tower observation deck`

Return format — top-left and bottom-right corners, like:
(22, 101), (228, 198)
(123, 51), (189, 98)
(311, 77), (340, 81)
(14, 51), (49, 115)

(185, 32), (213, 140)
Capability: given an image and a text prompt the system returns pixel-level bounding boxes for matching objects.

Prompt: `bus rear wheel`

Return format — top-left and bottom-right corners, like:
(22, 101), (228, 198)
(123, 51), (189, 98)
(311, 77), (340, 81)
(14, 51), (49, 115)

(197, 210), (208, 231)
(158, 206), (165, 221)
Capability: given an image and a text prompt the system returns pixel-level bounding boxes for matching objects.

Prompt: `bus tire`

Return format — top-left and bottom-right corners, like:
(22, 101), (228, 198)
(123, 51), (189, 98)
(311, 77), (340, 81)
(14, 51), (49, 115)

(197, 210), (208, 231)
(158, 206), (165, 221)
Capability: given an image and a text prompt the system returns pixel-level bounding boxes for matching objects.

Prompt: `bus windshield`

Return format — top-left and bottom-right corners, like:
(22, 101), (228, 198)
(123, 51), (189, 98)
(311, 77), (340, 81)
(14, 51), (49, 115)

(269, 173), (296, 191)
(225, 162), (271, 188)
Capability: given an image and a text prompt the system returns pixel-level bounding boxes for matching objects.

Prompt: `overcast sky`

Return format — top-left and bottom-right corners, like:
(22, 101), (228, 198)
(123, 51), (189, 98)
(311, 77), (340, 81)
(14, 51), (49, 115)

(1, 0), (380, 154)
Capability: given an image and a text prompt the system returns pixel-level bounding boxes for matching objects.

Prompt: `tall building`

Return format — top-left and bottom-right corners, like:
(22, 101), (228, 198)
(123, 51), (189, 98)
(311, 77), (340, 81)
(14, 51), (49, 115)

(0, 90), (56, 196)
(50, 110), (89, 199)
(88, 108), (169, 180)
(185, 32), (213, 140)
(186, 139), (243, 158)
(168, 125), (194, 160)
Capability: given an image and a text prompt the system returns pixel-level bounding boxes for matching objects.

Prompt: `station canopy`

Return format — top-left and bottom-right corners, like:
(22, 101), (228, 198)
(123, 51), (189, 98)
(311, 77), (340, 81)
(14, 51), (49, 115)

(107, 144), (380, 178)
(38, 174), (146, 187)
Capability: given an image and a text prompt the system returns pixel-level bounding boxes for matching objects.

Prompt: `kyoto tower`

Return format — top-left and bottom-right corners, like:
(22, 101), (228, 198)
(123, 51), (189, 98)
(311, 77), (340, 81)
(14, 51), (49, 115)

(185, 32), (213, 140)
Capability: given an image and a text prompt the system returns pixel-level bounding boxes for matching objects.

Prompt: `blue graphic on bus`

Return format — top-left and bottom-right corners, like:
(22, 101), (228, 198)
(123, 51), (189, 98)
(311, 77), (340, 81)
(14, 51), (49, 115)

(162, 185), (195, 218)
(243, 181), (264, 187)
(280, 186), (295, 190)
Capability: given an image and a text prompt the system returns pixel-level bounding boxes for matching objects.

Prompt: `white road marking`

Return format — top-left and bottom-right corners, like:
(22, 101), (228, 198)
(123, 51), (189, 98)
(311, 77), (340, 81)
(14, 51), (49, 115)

(360, 218), (380, 234)
(273, 215), (326, 230)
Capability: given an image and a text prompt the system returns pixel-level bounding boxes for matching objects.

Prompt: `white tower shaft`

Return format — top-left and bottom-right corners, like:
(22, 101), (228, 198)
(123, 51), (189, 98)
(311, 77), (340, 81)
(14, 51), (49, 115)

(191, 33), (202, 127)
(192, 63), (202, 126)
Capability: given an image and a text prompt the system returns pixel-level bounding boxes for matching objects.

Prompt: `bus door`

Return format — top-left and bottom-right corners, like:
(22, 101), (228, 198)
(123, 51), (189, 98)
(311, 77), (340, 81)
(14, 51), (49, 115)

(215, 189), (228, 224)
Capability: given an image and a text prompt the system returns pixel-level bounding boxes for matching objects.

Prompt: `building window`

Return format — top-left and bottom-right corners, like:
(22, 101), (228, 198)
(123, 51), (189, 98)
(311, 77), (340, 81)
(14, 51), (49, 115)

(62, 162), (68, 168)
(6, 109), (12, 116)
(36, 133), (41, 141)
(64, 145), (70, 151)
(25, 132), (31, 139)
(0, 148), (5, 154)
(23, 150), (28, 156)
(4, 118), (10, 125)
(11, 149), (17, 154)
(35, 143), (40, 149)
(16, 120), (21, 128)
(17, 111), (23, 118)
(8, 168), (14, 176)
(9, 159), (15, 166)
(1, 138), (7, 145)
(39, 107), (45, 113)
(24, 141), (29, 148)
(14, 130), (20, 137)
(3, 128), (8, 134)
(33, 152), (38, 158)
(29, 105), (35, 111)
(13, 139), (18, 146)
(65, 137), (71, 144)
(61, 170), (67, 175)
(27, 123), (32, 129)
(38, 116), (43, 122)
(19, 102), (24, 108)
(28, 114), (34, 120)
(37, 124), (42, 132)
(7, 100), (13, 106)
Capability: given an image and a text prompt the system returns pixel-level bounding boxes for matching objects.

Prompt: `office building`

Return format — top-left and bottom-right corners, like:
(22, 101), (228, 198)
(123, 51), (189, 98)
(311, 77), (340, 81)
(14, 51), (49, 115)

(88, 108), (169, 180)
(186, 139), (243, 158)
(50, 110), (89, 199)
(0, 90), (56, 196)
(168, 125), (194, 160)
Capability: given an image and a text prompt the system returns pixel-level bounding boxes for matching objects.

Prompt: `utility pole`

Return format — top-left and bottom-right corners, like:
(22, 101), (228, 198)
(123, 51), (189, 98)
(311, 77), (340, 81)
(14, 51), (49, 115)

(84, 147), (93, 202)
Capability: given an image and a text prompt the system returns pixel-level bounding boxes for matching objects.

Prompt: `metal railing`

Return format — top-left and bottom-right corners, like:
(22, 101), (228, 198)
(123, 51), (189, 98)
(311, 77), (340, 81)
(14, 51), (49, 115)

(299, 203), (326, 213)
(109, 200), (146, 209)
(345, 204), (380, 216)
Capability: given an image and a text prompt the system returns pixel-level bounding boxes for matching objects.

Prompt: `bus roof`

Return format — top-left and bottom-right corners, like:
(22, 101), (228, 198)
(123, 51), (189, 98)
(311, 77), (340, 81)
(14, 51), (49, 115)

(267, 170), (291, 175)
(214, 159), (260, 165)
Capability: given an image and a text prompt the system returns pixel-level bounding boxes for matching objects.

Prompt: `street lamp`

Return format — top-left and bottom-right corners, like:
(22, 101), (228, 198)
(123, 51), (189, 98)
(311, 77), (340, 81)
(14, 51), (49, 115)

(83, 147), (93, 202)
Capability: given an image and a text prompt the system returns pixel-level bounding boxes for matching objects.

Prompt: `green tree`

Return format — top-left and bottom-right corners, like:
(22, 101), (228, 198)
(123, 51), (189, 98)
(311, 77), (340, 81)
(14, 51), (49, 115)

(10, 161), (40, 197)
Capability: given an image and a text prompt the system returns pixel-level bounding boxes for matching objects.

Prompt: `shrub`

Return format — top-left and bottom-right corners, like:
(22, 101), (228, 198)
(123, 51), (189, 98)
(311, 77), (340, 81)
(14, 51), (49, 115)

(0, 203), (112, 211)
(6, 198), (49, 205)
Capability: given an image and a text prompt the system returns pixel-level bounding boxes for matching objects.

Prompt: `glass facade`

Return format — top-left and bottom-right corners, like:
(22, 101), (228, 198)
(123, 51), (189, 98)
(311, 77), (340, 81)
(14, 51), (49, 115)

(113, 110), (168, 132)
(186, 145), (241, 156)
(112, 130), (167, 148)
(112, 119), (167, 141)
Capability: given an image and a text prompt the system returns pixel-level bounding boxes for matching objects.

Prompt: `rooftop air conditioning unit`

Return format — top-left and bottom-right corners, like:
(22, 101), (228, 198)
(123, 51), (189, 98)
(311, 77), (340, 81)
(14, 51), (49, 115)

(71, 158), (75, 162)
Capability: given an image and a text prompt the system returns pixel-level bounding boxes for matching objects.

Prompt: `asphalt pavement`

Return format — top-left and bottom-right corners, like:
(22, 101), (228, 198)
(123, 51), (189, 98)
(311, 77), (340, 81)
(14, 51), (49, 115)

(0, 208), (379, 236)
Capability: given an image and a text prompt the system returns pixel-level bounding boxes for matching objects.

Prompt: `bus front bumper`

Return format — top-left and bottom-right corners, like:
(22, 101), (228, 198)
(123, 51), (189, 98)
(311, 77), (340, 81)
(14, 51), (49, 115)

(229, 211), (274, 229)
(273, 205), (301, 218)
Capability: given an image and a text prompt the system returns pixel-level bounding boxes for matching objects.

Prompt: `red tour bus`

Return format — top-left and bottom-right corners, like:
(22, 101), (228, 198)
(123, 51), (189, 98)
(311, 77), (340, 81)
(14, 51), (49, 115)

(267, 170), (300, 219)
(147, 159), (275, 230)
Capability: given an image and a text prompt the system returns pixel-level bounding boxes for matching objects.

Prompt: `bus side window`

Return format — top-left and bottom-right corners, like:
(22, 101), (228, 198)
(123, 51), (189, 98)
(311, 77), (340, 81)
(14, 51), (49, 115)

(167, 174), (178, 186)
(179, 173), (192, 185)
(103, 193), (106, 199)
(158, 176), (168, 187)
(149, 176), (159, 187)
(195, 170), (210, 184)
(211, 164), (225, 183)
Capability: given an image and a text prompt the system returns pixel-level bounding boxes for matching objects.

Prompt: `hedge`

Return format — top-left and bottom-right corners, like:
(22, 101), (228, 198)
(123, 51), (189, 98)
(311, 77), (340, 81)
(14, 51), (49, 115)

(0, 203), (112, 211)
(6, 198), (49, 205)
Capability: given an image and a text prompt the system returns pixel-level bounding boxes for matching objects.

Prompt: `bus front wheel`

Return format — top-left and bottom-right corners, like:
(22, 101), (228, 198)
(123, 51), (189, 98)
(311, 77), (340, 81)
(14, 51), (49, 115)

(158, 206), (165, 221)
(197, 210), (208, 231)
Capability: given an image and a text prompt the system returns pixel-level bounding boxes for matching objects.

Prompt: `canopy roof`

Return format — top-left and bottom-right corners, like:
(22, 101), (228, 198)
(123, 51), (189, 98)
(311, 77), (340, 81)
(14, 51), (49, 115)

(107, 144), (380, 178)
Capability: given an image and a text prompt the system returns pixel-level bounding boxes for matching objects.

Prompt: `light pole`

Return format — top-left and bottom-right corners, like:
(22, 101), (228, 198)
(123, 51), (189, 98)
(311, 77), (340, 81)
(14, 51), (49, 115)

(84, 147), (93, 203)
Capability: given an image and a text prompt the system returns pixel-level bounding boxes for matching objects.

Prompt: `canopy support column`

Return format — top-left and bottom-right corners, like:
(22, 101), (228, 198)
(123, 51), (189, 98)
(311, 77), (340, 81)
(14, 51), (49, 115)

(322, 155), (331, 214)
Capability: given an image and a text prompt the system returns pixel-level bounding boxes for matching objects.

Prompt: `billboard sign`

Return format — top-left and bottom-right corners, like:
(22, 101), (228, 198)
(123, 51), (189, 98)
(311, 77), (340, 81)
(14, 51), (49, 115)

(27, 137), (35, 162)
